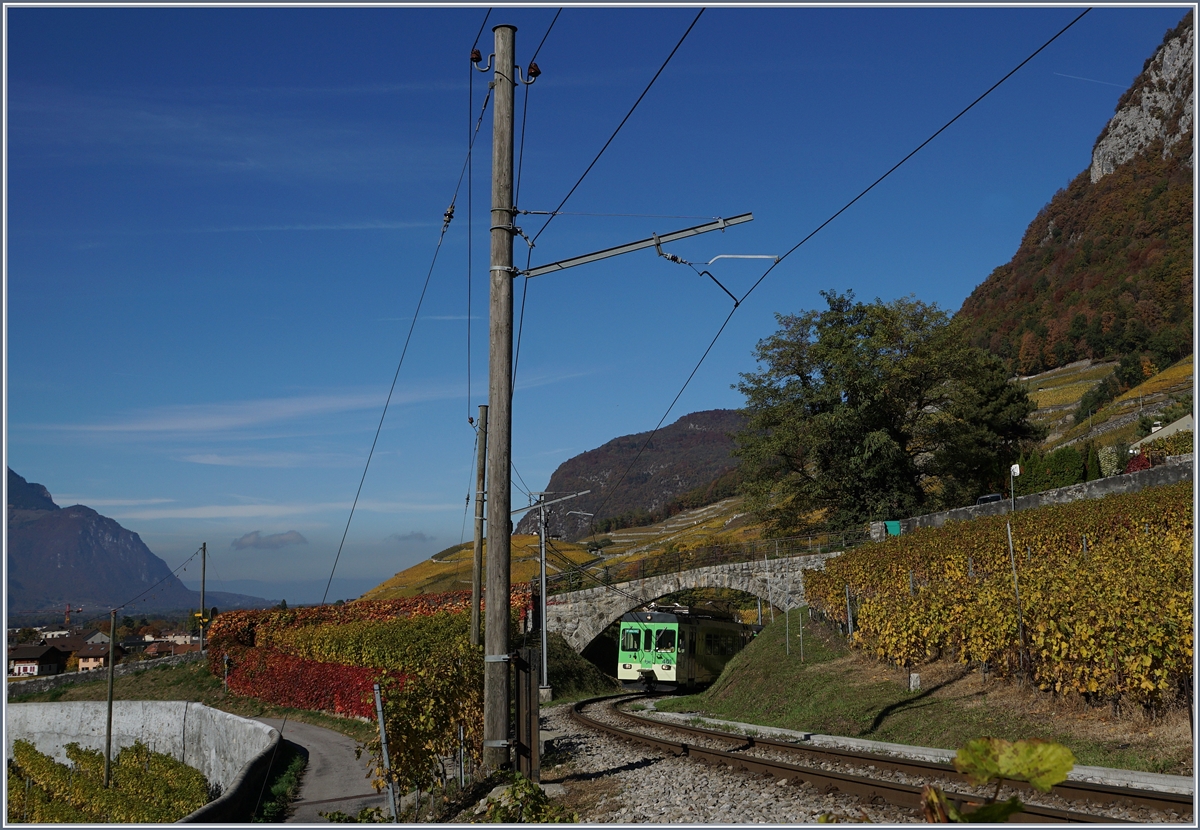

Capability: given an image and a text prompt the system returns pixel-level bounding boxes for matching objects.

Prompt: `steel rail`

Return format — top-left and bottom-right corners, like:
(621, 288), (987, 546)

(615, 706), (1193, 817)
(567, 695), (1175, 823)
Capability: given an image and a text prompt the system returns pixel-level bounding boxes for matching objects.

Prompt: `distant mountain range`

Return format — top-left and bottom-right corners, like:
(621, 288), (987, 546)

(513, 409), (744, 541)
(6, 468), (273, 616)
(958, 12), (1193, 375)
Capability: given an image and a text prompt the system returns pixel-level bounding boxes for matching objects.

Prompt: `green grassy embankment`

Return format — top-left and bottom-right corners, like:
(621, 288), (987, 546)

(656, 610), (1192, 776)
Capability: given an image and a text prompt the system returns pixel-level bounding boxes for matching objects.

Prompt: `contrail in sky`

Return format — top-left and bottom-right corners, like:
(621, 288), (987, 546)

(1053, 72), (1125, 88)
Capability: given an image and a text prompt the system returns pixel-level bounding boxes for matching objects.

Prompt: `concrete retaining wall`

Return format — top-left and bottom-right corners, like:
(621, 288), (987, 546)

(6, 701), (279, 823)
(7, 651), (206, 700)
(909, 458), (1193, 531)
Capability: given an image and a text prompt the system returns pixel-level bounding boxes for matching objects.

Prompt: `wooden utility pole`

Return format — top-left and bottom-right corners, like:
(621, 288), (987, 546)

(471, 404), (488, 647)
(199, 542), (206, 652)
(103, 607), (117, 787)
(483, 22), (516, 771)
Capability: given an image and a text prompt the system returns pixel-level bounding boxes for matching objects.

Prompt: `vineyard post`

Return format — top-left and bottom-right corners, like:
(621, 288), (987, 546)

(784, 567), (790, 656)
(764, 555), (775, 623)
(372, 684), (398, 822)
(1006, 523), (1028, 674)
(458, 724), (465, 788)
(104, 607), (116, 787)
(909, 569), (915, 596)
(844, 585), (854, 637)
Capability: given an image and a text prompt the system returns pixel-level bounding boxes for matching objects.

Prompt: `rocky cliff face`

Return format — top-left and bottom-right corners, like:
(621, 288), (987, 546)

(1091, 13), (1194, 183)
(6, 467), (267, 614)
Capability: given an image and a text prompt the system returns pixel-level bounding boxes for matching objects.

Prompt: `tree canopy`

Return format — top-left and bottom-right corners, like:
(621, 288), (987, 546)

(734, 291), (1041, 535)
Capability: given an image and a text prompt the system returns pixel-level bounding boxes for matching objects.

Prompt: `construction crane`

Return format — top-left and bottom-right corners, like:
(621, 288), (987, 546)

(64, 603), (83, 626)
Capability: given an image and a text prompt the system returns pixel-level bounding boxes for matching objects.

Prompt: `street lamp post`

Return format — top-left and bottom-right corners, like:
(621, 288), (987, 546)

(511, 491), (590, 704)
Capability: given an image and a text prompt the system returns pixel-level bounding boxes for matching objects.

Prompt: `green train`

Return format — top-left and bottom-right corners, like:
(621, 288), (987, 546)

(617, 606), (759, 690)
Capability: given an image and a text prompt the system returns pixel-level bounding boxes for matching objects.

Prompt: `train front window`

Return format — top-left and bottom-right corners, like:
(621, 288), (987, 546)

(655, 629), (676, 652)
(621, 629), (640, 652)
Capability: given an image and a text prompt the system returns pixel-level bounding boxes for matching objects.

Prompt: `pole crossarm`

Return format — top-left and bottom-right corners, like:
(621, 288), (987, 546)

(510, 489), (591, 516)
(521, 214), (753, 278)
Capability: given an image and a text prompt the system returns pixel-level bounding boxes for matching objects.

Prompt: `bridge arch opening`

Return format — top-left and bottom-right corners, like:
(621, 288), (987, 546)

(578, 587), (784, 680)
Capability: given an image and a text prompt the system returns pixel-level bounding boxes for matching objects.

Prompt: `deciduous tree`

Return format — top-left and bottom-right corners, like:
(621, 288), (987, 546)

(734, 291), (1041, 534)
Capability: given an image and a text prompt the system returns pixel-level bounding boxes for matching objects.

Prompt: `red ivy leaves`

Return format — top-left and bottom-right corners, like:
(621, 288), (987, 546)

(208, 585), (533, 718)
(224, 647), (399, 718)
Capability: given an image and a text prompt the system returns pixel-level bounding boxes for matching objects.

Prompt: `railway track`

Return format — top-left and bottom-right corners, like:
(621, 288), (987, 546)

(569, 694), (1193, 823)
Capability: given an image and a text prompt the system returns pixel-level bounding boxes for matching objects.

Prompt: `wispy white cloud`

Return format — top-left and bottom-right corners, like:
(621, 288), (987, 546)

(7, 84), (458, 184)
(54, 497), (176, 507)
(111, 498), (462, 521)
(180, 451), (359, 468)
(31, 386), (460, 436)
(376, 315), (480, 322)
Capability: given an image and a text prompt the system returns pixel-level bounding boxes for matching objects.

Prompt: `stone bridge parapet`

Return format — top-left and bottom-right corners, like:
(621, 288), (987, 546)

(546, 552), (839, 651)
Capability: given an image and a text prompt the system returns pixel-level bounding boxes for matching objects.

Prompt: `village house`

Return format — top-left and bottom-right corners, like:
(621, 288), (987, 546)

(75, 643), (124, 672)
(7, 645), (68, 677)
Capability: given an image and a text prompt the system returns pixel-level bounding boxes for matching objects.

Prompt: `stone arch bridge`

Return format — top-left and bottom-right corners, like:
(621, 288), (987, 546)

(545, 552), (840, 652)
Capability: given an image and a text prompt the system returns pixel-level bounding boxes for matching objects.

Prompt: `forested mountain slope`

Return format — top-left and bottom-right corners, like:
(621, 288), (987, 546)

(958, 12), (1193, 376)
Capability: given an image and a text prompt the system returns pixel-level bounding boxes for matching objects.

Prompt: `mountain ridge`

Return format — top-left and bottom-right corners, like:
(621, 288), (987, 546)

(513, 409), (745, 541)
(6, 468), (272, 614)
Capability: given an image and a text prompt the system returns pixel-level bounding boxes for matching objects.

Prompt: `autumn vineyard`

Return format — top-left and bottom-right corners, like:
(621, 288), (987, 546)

(206, 585), (533, 794)
(805, 481), (1193, 709)
(7, 740), (209, 823)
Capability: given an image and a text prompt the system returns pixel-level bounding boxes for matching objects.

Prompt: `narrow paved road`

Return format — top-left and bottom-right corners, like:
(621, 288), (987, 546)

(256, 718), (388, 823)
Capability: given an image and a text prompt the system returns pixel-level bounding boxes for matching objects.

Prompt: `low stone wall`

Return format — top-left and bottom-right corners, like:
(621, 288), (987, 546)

(6, 701), (278, 823)
(909, 458), (1193, 531)
(7, 651), (206, 700)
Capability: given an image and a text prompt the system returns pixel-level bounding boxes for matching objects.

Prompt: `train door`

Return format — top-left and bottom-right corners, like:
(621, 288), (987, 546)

(686, 630), (696, 687)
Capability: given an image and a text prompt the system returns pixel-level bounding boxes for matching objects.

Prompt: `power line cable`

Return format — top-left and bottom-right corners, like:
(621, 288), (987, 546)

(321, 67), (494, 607)
(460, 429), (480, 545)
(471, 8), (492, 51)
(738, 7), (1092, 307)
(528, 8), (704, 248)
(510, 11), (561, 402)
(582, 8), (1092, 544)
(514, 9), (700, 404)
(115, 546), (204, 613)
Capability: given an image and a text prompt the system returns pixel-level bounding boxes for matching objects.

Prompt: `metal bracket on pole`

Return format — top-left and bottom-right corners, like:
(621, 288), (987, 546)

(485, 653), (513, 663)
(483, 739), (511, 748)
(510, 489), (591, 516)
(522, 214), (753, 278)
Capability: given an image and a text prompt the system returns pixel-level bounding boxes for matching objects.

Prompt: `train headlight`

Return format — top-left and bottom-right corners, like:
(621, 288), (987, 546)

(622, 664), (632, 670)
(661, 664), (673, 671)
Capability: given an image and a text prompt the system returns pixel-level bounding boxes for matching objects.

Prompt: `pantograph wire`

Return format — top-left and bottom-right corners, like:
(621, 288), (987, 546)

(583, 8), (1091, 544)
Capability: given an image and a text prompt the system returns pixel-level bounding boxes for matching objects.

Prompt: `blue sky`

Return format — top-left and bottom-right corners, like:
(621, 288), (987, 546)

(4, 4), (1188, 604)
